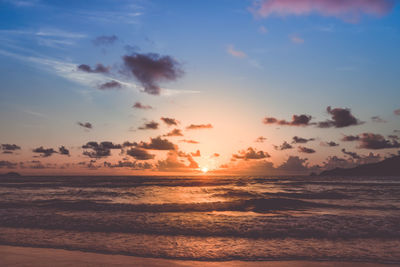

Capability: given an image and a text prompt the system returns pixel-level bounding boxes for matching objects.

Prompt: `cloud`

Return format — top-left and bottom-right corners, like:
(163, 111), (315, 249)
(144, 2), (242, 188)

(317, 106), (362, 128)
(126, 147), (155, 160)
(277, 156), (311, 172)
(290, 35), (304, 44)
(321, 141), (339, 147)
(232, 147), (270, 160)
(259, 26), (268, 34)
(250, 0), (395, 22)
(191, 150), (201, 157)
(98, 80), (122, 90)
(341, 134), (360, 141)
(156, 151), (199, 172)
(358, 133), (400, 149)
(227, 45), (247, 58)
(133, 102), (152, 110)
(122, 52), (183, 95)
(263, 114), (312, 126)
(371, 116), (387, 123)
(32, 146), (57, 157)
(394, 108), (400, 116)
(105, 160), (153, 170)
(161, 117), (179, 126)
(58, 146), (70, 156)
(164, 129), (183, 137)
(180, 139), (199, 144)
(0, 160), (18, 169)
(274, 141), (293, 150)
(1, 144), (21, 154)
(186, 124), (213, 130)
(342, 148), (361, 159)
(77, 122), (93, 129)
(298, 146), (316, 153)
(138, 137), (176, 150)
(255, 136), (267, 143)
(77, 63), (109, 73)
(138, 121), (159, 130)
(92, 35), (118, 46)
(82, 141), (122, 158)
(292, 136), (315, 144)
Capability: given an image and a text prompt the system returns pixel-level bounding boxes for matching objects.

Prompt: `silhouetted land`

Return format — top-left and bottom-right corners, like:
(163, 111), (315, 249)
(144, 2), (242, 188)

(320, 156), (400, 176)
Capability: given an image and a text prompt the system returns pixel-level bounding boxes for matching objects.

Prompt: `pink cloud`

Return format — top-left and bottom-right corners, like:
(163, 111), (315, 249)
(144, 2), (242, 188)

(227, 45), (247, 58)
(251, 0), (395, 22)
(290, 35), (304, 44)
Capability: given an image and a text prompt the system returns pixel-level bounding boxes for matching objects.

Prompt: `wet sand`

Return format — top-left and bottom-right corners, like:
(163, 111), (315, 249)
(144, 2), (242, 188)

(0, 245), (391, 267)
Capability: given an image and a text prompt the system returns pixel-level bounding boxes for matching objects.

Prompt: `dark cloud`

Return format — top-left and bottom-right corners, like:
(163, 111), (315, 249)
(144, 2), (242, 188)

(292, 136), (315, 144)
(342, 148), (361, 159)
(186, 124), (213, 130)
(1, 144), (21, 154)
(77, 63), (109, 73)
(32, 146), (57, 157)
(105, 160), (153, 170)
(122, 141), (138, 147)
(232, 147), (270, 160)
(122, 52), (183, 95)
(394, 108), (400, 116)
(0, 160), (17, 169)
(98, 80), (122, 90)
(138, 137), (176, 150)
(263, 114), (312, 126)
(358, 133), (400, 150)
(164, 129), (183, 137)
(341, 135), (360, 141)
(58, 146), (70, 156)
(133, 102), (152, 110)
(274, 141), (293, 151)
(321, 141), (339, 147)
(93, 35), (118, 46)
(317, 106), (362, 128)
(371, 116), (387, 123)
(161, 117), (179, 126)
(77, 122), (93, 129)
(126, 147), (155, 160)
(298, 146), (316, 154)
(82, 141), (122, 158)
(180, 139), (199, 144)
(138, 121), (159, 130)
(255, 136), (267, 143)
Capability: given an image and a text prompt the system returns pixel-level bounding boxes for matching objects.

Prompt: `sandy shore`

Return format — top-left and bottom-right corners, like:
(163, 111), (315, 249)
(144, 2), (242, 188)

(0, 245), (392, 267)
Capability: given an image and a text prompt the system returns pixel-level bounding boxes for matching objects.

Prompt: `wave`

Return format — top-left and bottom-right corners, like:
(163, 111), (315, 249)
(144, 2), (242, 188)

(1, 208), (400, 239)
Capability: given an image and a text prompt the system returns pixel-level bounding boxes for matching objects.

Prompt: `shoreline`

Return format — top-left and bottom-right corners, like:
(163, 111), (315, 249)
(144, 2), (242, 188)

(0, 245), (394, 267)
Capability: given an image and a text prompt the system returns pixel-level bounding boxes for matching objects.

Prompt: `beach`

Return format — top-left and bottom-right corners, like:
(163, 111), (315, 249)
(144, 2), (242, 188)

(0, 245), (391, 267)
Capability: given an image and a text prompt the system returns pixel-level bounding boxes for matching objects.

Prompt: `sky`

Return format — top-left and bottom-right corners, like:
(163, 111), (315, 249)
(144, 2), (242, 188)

(0, 0), (399, 175)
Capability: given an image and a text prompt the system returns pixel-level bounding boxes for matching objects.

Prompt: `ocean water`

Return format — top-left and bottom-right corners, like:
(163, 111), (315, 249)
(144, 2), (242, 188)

(0, 175), (400, 263)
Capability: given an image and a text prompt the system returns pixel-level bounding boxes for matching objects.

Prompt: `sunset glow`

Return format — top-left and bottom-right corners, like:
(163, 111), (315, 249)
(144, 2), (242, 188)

(1, 1), (400, 266)
(0, 0), (399, 176)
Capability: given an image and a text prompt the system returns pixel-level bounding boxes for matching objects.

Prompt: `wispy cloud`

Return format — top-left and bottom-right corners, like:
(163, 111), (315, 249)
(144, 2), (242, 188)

(227, 45), (247, 58)
(290, 35), (304, 44)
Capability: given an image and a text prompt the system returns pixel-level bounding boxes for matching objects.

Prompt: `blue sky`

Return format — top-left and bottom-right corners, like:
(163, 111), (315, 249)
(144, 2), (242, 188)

(0, 0), (399, 174)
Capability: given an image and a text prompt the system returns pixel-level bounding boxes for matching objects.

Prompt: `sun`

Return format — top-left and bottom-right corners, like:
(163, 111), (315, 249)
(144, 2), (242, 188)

(201, 167), (208, 173)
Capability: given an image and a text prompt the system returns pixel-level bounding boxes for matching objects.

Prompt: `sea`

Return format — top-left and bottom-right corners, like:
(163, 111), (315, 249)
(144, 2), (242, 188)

(0, 175), (399, 264)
